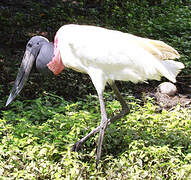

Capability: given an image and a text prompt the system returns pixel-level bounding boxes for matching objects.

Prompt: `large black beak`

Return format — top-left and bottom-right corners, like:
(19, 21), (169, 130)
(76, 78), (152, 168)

(6, 50), (35, 106)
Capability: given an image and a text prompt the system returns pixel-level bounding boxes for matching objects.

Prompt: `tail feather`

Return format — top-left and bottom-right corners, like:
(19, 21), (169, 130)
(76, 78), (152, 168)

(141, 37), (183, 82)
(126, 33), (183, 83)
(158, 60), (184, 83)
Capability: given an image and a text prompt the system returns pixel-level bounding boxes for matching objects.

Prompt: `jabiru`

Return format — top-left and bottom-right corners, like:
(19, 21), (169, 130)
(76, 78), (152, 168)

(6, 24), (184, 166)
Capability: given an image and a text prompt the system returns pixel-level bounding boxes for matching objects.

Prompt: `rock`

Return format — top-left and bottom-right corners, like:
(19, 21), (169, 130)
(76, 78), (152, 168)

(158, 82), (177, 96)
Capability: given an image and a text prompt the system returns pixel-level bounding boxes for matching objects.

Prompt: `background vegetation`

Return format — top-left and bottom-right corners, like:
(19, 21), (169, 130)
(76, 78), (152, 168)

(0, 0), (191, 179)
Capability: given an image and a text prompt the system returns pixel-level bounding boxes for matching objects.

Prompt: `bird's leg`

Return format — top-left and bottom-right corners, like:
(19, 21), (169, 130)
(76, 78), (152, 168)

(96, 92), (108, 166)
(71, 82), (129, 151)
(70, 126), (100, 152)
(109, 82), (130, 122)
(71, 92), (109, 166)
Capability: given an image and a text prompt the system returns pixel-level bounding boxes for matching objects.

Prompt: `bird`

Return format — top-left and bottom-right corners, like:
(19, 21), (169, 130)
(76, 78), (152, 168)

(6, 24), (184, 166)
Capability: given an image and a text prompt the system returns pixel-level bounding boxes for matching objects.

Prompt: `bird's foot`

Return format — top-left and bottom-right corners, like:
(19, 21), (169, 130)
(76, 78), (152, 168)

(71, 140), (83, 152)
(71, 126), (100, 152)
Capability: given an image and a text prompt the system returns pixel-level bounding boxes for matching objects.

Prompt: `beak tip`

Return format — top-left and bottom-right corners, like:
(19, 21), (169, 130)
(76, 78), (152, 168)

(5, 96), (12, 107)
(5, 102), (9, 107)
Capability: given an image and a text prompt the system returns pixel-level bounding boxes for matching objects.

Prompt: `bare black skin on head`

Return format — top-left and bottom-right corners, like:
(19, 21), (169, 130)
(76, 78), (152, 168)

(6, 36), (54, 106)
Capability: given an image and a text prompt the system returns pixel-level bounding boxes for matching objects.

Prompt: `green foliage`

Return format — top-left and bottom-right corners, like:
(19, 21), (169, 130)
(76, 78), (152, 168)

(1, 93), (191, 179)
(1, 0), (191, 179)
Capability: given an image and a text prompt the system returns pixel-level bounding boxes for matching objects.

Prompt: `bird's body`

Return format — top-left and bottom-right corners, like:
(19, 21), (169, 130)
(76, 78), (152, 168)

(6, 24), (184, 166)
(48, 24), (183, 94)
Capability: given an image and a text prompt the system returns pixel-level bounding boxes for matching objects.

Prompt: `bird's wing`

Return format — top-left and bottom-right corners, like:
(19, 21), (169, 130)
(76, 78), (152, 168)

(140, 38), (180, 60)
(124, 34), (180, 60)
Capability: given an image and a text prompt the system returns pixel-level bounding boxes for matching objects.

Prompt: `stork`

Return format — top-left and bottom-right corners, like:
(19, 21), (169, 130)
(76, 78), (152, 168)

(6, 24), (184, 166)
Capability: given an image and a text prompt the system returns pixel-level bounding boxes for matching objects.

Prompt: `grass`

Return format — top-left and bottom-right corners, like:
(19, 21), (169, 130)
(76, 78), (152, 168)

(1, 93), (191, 179)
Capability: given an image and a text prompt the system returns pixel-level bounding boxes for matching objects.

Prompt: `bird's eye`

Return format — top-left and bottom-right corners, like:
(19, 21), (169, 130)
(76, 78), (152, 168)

(37, 42), (40, 45)
(28, 43), (32, 47)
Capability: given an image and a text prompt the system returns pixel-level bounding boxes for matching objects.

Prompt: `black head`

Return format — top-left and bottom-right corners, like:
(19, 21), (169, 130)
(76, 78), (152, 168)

(6, 36), (54, 106)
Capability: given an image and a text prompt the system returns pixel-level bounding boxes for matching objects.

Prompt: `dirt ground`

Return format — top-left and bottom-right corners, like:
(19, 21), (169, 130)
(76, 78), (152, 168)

(132, 77), (191, 110)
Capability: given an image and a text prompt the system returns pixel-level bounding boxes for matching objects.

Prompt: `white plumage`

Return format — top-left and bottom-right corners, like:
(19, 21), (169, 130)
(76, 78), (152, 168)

(48, 24), (183, 93)
(47, 24), (184, 165)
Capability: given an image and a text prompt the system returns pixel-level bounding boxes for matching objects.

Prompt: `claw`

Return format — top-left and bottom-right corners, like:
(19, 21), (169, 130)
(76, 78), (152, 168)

(71, 140), (83, 152)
